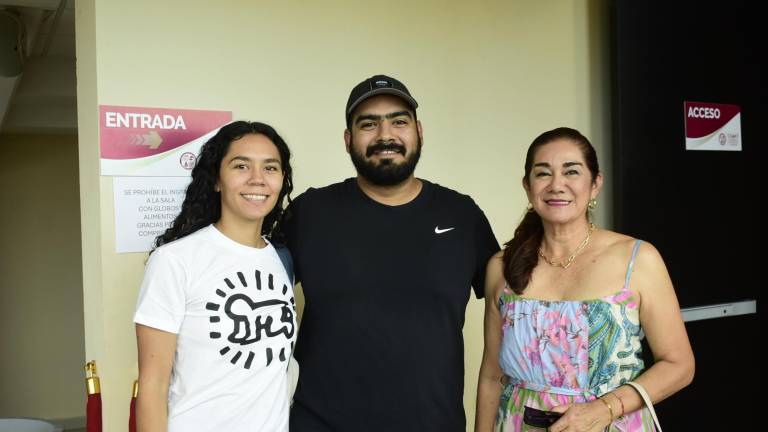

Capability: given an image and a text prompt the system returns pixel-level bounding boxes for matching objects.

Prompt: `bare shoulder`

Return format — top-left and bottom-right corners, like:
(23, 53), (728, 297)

(628, 239), (674, 303)
(593, 229), (636, 261)
(597, 231), (668, 275)
(592, 232), (671, 303)
(489, 249), (505, 264)
(597, 229), (635, 250)
(484, 250), (506, 300)
(486, 250), (505, 282)
(634, 239), (667, 271)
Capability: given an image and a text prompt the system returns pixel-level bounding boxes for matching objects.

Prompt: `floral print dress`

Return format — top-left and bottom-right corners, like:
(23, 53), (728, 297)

(495, 240), (657, 431)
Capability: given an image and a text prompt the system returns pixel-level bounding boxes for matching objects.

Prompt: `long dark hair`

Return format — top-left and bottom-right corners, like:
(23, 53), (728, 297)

(501, 127), (599, 294)
(153, 121), (294, 251)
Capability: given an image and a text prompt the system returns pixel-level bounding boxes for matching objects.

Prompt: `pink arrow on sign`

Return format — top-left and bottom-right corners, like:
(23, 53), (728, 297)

(100, 106), (231, 160)
(128, 131), (163, 149)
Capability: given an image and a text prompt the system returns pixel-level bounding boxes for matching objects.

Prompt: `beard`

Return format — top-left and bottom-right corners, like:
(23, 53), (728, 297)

(349, 138), (422, 186)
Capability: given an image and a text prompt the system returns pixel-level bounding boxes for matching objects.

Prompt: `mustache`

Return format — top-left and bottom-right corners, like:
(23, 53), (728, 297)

(366, 142), (406, 157)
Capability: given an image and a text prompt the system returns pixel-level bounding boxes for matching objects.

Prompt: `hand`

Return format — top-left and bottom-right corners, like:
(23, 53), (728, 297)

(547, 400), (612, 432)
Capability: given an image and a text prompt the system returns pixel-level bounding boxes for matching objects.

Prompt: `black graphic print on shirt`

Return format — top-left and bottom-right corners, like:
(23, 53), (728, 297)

(205, 269), (295, 370)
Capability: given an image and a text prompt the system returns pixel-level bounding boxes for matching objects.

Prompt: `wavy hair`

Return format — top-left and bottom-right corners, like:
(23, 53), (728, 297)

(502, 127), (599, 294)
(153, 121), (293, 251)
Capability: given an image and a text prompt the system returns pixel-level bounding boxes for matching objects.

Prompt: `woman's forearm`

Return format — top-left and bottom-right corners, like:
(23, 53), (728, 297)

(474, 374), (502, 432)
(136, 324), (177, 432)
(602, 356), (694, 418)
(632, 355), (694, 404)
(136, 380), (169, 432)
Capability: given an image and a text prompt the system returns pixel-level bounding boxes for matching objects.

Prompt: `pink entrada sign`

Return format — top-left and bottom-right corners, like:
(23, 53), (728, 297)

(684, 101), (741, 151)
(99, 105), (232, 176)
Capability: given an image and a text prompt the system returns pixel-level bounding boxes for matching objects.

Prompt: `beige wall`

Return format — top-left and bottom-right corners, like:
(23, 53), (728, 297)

(0, 134), (85, 421)
(76, 0), (611, 429)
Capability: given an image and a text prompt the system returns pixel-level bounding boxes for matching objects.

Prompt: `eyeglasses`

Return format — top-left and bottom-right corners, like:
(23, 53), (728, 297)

(523, 405), (563, 428)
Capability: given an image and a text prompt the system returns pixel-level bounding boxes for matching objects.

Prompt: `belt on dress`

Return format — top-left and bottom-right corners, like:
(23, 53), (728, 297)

(501, 375), (597, 398)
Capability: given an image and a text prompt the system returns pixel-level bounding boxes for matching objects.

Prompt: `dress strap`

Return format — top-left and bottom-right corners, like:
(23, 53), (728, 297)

(623, 240), (643, 290)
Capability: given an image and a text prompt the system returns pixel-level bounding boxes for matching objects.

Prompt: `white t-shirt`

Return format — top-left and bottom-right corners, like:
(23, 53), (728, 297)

(134, 225), (296, 432)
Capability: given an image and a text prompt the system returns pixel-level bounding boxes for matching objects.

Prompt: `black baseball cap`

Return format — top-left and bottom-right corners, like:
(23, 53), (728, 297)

(345, 75), (419, 124)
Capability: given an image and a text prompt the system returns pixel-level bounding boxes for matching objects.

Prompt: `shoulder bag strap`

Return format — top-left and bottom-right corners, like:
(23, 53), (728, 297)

(625, 381), (662, 431)
(273, 244), (294, 284)
(272, 243), (299, 401)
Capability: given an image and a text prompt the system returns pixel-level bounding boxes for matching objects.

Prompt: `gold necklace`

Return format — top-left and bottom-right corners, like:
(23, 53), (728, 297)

(538, 223), (595, 269)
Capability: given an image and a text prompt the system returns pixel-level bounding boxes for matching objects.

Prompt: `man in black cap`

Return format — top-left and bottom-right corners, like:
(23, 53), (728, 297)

(282, 74), (499, 432)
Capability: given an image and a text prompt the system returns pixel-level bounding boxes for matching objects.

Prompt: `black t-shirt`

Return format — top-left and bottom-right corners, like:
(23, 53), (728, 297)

(284, 178), (499, 432)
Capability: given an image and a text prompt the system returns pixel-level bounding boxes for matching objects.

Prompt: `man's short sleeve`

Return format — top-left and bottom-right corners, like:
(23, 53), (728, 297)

(133, 247), (188, 334)
(471, 206), (500, 299)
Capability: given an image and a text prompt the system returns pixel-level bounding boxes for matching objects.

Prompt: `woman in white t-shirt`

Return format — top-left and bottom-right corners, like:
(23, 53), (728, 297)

(134, 121), (296, 432)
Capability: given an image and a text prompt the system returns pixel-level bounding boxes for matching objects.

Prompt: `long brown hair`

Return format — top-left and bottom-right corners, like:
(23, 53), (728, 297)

(501, 127), (599, 294)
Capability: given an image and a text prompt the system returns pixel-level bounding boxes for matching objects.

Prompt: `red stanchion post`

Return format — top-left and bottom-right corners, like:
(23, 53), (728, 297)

(129, 379), (138, 432)
(85, 361), (102, 432)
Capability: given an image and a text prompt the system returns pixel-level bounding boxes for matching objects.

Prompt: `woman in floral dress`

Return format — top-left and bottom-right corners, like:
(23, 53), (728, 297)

(475, 127), (694, 431)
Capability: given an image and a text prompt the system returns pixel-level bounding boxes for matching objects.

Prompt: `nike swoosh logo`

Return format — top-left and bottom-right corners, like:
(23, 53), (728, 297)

(434, 226), (455, 234)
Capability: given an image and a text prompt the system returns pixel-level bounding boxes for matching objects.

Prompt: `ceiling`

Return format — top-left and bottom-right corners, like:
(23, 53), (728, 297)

(0, 0), (76, 135)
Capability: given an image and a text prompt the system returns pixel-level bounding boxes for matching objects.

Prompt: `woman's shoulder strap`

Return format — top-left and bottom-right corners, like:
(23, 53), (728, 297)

(623, 239), (643, 289)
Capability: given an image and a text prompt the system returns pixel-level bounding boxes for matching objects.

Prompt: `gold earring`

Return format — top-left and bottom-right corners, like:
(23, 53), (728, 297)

(588, 198), (597, 210)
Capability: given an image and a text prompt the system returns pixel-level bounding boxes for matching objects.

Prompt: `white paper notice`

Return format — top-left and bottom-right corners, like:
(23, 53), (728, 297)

(113, 177), (192, 253)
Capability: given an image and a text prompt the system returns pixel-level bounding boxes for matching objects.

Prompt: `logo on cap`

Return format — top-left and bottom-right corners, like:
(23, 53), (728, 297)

(374, 80), (391, 88)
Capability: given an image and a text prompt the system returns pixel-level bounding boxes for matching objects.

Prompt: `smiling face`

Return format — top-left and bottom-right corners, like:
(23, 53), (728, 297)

(344, 94), (423, 186)
(215, 133), (284, 229)
(524, 138), (602, 226)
